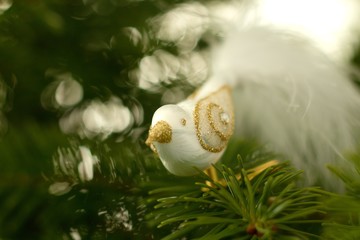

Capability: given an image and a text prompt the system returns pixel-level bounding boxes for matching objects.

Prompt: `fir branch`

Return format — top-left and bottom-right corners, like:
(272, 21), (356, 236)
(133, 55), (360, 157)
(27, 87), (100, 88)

(323, 153), (360, 239)
(147, 158), (326, 239)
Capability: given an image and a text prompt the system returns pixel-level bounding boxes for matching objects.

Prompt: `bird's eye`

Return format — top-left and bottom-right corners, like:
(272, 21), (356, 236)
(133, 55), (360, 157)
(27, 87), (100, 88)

(180, 118), (186, 126)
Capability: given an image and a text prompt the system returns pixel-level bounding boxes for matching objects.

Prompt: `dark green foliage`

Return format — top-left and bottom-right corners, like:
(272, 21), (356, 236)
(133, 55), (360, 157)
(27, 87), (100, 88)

(0, 121), (67, 239)
(0, 1), (169, 238)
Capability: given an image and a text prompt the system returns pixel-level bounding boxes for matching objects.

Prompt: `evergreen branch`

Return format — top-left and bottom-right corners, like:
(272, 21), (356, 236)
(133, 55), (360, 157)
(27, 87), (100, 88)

(323, 153), (360, 239)
(147, 159), (326, 239)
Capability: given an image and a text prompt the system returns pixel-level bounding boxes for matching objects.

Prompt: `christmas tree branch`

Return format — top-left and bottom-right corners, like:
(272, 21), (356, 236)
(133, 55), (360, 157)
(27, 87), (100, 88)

(147, 158), (327, 239)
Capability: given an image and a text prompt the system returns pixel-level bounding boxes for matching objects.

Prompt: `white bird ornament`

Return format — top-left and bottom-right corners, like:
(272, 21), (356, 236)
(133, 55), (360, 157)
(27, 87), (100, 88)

(146, 83), (234, 176)
(146, 26), (360, 189)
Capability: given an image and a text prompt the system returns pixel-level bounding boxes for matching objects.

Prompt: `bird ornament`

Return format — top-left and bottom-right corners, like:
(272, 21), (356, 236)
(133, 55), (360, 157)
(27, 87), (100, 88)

(146, 26), (360, 189)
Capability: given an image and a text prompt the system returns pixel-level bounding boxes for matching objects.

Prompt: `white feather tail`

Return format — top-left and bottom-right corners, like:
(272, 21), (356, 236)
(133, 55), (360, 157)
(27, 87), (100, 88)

(210, 26), (360, 189)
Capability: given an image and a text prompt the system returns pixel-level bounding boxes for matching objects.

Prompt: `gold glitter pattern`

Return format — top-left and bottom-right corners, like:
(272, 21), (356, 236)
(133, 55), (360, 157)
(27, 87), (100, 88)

(146, 120), (172, 153)
(194, 86), (234, 153)
(180, 118), (186, 126)
(207, 103), (231, 141)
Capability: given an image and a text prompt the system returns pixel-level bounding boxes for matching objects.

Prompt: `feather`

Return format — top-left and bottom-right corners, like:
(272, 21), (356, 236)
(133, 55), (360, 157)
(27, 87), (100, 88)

(207, 26), (360, 189)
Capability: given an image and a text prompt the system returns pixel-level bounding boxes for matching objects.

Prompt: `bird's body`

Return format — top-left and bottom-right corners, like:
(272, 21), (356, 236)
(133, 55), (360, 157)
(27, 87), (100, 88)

(147, 83), (233, 176)
(147, 26), (360, 189)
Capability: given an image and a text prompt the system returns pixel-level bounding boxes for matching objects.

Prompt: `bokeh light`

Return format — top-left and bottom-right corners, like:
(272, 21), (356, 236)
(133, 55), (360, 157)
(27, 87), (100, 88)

(121, 27), (143, 48)
(48, 181), (72, 196)
(49, 146), (100, 194)
(69, 228), (81, 240)
(41, 71), (83, 110)
(55, 75), (83, 108)
(78, 146), (99, 182)
(0, 0), (12, 15)
(135, 50), (208, 90)
(59, 96), (134, 140)
(152, 2), (209, 52)
(100, 206), (133, 232)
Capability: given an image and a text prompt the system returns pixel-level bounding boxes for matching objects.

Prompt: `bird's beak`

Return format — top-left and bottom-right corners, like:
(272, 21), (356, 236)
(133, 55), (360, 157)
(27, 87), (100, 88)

(146, 120), (172, 152)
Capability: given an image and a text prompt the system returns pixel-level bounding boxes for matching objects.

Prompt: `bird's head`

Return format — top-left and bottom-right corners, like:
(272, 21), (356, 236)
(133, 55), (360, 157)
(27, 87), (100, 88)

(146, 104), (206, 175)
(146, 105), (190, 151)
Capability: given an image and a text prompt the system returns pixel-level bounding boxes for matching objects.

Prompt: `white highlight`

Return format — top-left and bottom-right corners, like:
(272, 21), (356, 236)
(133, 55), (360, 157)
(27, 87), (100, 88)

(0, 0), (12, 14)
(258, 0), (360, 60)
(78, 146), (98, 182)
(48, 182), (71, 196)
(55, 74), (83, 108)
(59, 96), (134, 139)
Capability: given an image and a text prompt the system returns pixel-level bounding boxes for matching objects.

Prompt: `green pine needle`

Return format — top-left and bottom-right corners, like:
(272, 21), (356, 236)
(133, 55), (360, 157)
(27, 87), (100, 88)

(147, 158), (326, 239)
(323, 152), (360, 239)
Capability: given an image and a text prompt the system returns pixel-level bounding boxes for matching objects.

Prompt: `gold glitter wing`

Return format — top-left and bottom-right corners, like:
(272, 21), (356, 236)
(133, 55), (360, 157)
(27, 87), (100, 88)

(194, 86), (234, 153)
